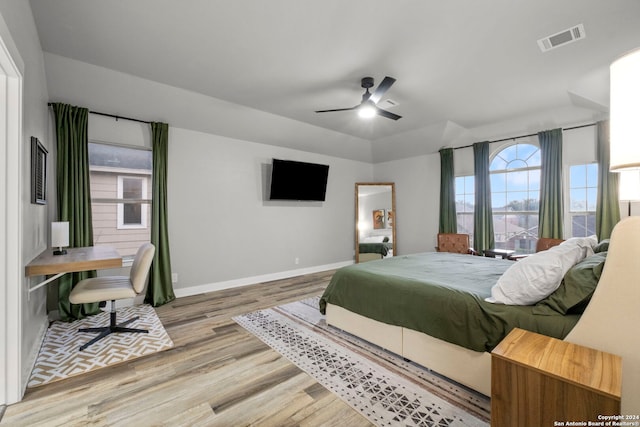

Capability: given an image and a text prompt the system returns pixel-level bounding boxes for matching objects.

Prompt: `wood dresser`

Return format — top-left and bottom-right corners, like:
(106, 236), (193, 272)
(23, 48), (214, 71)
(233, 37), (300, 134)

(491, 328), (622, 426)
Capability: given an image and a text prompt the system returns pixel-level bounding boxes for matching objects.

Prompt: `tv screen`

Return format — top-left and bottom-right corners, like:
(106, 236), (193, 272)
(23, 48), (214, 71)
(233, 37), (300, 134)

(269, 159), (329, 201)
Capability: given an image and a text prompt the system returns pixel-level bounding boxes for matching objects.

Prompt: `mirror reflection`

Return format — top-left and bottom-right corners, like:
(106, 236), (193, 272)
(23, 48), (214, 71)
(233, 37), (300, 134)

(355, 183), (396, 263)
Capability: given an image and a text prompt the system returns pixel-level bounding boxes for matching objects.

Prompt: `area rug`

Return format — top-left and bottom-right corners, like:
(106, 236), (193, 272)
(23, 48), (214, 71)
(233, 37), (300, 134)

(233, 297), (489, 427)
(28, 304), (174, 388)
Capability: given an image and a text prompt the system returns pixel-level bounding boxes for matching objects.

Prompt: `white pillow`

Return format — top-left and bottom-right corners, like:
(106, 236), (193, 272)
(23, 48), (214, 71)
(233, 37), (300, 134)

(361, 236), (385, 243)
(486, 243), (586, 305)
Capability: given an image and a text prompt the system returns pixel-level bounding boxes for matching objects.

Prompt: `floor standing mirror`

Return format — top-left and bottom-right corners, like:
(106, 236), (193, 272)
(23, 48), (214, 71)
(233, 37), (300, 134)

(355, 183), (396, 263)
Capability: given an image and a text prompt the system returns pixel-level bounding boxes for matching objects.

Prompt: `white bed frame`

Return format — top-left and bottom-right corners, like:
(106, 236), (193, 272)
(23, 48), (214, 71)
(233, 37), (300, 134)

(326, 216), (640, 413)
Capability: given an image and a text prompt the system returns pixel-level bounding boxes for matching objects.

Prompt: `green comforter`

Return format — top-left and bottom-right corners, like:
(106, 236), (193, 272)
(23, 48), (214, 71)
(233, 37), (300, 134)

(358, 242), (393, 256)
(319, 252), (579, 352)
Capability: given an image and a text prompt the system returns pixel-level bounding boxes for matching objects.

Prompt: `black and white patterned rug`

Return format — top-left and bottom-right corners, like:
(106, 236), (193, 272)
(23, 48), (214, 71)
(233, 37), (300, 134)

(233, 298), (489, 427)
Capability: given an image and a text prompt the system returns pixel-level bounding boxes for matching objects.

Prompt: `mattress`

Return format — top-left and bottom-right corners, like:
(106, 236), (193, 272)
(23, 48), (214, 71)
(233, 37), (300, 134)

(319, 252), (580, 352)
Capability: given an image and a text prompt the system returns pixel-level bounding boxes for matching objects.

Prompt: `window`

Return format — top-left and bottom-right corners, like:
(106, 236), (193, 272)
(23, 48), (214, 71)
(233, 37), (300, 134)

(569, 163), (597, 237)
(490, 143), (541, 254)
(455, 175), (474, 243)
(88, 143), (152, 257)
(117, 176), (148, 229)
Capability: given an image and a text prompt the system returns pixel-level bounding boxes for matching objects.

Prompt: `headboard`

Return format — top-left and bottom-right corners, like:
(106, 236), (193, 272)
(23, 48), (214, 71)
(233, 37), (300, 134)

(565, 216), (640, 414)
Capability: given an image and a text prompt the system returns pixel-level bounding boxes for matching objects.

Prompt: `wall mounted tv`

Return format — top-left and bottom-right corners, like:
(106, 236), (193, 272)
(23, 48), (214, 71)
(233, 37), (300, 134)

(269, 158), (330, 201)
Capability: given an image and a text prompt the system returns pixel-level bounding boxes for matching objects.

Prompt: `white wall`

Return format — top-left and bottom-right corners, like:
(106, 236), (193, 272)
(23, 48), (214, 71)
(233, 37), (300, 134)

(42, 55), (373, 293)
(374, 154), (440, 255)
(167, 127), (371, 289)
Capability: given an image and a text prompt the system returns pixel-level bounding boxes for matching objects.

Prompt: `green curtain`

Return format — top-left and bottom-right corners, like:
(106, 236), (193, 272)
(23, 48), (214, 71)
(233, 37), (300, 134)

(538, 128), (564, 239)
(439, 148), (457, 233)
(52, 103), (100, 321)
(595, 120), (620, 239)
(473, 141), (494, 254)
(145, 122), (175, 306)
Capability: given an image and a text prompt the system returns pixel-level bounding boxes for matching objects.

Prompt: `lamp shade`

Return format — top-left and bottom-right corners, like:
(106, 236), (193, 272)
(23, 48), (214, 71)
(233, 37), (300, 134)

(610, 47), (640, 171)
(619, 170), (640, 202)
(51, 221), (69, 248)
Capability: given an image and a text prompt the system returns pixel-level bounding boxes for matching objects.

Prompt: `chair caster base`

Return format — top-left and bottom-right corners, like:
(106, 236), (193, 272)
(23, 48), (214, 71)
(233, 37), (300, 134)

(78, 315), (148, 351)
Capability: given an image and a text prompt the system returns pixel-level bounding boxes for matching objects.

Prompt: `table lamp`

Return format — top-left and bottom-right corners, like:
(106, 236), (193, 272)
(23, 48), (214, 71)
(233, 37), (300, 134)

(51, 221), (69, 255)
(619, 170), (640, 217)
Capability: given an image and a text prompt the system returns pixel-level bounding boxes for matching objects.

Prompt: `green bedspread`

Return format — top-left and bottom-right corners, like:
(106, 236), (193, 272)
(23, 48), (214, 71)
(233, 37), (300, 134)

(319, 252), (580, 352)
(358, 242), (393, 256)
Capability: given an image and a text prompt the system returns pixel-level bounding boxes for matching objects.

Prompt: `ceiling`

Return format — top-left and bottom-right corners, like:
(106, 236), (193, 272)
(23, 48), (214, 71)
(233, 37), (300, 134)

(29, 0), (640, 161)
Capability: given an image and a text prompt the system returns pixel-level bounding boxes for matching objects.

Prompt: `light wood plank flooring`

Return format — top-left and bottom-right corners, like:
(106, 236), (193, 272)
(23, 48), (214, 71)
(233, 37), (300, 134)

(1, 270), (372, 426)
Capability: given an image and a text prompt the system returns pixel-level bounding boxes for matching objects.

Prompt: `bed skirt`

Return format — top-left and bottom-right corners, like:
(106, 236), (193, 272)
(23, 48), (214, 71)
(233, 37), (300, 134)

(326, 303), (492, 396)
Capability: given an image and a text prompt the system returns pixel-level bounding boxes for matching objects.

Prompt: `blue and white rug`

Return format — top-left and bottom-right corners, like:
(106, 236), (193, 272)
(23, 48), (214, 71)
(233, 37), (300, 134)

(234, 297), (489, 427)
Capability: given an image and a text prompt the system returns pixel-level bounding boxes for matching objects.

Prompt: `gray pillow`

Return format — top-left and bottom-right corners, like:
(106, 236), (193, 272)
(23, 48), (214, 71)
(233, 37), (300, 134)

(594, 239), (610, 253)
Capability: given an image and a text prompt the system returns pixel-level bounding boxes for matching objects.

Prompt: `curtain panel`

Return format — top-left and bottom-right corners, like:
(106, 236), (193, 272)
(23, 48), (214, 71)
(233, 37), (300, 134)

(595, 120), (621, 239)
(439, 148), (457, 233)
(538, 128), (564, 239)
(52, 103), (101, 321)
(473, 141), (494, 254)
(146, 122), (176, 306)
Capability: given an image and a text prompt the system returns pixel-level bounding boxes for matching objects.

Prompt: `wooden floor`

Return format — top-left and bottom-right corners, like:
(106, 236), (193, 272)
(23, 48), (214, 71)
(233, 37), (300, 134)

(1, 270), (372, 426)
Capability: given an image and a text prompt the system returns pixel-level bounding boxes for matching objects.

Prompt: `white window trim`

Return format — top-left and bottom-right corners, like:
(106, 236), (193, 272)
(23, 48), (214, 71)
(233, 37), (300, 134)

(489, 142), (542, 251)
(565, 162), (598, 237)
(117, 175), (148, 230)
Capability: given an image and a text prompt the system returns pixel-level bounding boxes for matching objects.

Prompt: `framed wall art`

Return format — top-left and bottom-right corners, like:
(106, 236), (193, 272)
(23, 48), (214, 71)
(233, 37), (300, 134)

(31, 136), (47, 205)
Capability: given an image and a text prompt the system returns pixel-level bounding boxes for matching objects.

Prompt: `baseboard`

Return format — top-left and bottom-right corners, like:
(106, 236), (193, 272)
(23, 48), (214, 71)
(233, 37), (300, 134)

(21, 316), (48, 395)
(173, 260), (352, 298)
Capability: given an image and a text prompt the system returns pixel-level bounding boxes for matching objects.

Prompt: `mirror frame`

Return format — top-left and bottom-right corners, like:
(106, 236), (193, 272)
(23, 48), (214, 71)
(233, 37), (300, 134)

(355, 182), (396, 263)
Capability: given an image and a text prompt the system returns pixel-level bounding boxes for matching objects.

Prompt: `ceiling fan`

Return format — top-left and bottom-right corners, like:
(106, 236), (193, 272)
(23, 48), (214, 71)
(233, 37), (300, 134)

(315, 76), (402, 120)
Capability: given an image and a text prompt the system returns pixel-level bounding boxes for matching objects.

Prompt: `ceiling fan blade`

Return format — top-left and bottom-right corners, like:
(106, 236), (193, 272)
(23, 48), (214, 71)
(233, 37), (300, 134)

(375, 107), (402, 120)
(369, 76), (396, 104)
(315, 106), (358, 113)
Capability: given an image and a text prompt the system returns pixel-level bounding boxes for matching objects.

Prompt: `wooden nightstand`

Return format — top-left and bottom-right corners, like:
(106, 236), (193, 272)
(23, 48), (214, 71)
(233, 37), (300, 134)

(491, 328), (621, 427)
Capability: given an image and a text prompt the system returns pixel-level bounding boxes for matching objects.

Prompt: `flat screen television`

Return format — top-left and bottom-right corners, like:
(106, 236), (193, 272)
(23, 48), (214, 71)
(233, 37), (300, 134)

(269, 158), (329, 201)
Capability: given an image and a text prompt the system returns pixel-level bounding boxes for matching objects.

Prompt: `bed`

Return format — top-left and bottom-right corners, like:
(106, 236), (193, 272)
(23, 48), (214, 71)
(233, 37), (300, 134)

(320, 217), (640, 413)
(357, 242), (393, 262)
(358, 235), (394, 262)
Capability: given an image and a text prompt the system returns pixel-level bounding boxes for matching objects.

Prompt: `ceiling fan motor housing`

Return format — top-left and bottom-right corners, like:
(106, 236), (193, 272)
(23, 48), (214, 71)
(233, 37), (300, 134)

(361, 77), (374, 89)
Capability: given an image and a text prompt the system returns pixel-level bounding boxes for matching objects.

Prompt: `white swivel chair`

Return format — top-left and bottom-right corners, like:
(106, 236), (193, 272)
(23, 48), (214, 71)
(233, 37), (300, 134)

(69, 243), (156, 351)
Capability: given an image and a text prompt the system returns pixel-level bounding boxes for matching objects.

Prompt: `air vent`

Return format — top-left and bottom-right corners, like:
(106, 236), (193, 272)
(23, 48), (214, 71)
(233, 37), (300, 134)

(537, 24), (586, 52)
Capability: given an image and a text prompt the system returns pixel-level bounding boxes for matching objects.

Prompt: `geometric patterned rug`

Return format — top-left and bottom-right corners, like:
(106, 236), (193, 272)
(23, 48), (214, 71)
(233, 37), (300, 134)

(234, 298), (489, 427)
(27, 304), (173, 388)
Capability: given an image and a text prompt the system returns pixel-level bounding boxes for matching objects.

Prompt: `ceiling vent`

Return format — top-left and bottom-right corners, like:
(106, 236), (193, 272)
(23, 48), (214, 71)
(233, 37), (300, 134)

(538, 24), (586, 52)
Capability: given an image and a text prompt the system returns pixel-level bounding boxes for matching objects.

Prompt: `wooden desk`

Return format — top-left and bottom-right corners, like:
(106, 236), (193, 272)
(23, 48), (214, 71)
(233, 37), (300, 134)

(25, 246), (122, 293)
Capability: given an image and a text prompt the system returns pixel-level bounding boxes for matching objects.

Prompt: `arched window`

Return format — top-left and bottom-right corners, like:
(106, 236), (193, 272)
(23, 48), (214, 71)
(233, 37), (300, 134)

(490, 143), (541, 253)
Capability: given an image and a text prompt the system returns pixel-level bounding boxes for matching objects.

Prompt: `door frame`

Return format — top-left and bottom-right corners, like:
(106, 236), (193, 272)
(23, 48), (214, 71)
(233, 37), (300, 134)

(0, 23), (24, 405)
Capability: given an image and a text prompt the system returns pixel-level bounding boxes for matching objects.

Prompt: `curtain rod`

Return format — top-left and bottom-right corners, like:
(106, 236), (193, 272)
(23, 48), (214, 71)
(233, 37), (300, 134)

(47, 103), (152, 125)
(451, 122), (597, 151)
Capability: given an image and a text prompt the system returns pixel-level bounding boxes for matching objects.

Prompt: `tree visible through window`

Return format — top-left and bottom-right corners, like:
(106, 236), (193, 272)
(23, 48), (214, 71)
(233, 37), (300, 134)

(490, 143), (541, 254)
(88, 143), (152, 257)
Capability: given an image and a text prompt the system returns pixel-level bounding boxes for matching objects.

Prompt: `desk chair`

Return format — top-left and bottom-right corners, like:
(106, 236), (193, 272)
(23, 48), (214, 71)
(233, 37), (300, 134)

(69, 243), (155, 351)
(436, 233), (477, 255)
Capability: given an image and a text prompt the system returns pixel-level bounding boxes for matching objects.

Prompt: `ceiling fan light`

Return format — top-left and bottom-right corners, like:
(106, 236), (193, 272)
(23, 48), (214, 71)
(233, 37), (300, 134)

(358, 103), (376, 119)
